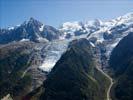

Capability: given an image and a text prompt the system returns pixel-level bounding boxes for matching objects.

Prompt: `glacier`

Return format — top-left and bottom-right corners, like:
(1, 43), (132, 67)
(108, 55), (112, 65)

(38, 12), (133, 72)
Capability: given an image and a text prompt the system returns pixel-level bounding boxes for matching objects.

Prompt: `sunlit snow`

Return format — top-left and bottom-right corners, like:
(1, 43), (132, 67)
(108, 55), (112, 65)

(39, 40), (69, 72)
(8, 27), (14, 30)
(39, 12), (133, 72)
(61, 21), (82, 31)
(39, 24), (44, 32)
(20, 38), (29, 42)
(39, 33), (88, 72)
(39, 59), (57, 72)
(90, 42), (95, 47)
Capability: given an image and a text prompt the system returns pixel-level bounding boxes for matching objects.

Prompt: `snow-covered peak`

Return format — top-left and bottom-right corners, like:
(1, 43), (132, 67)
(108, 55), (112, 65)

(8, 27), (14, 30)
(27, 17), (40, 24)
(117, 12), (133, 21)
(19, 17), (46, 35)
(59, 21), (85, 39)
(104, 12), (133, 27)
(88, 12), (133, 43)
(85, 19), (103, 27)
(60, 21), (82, 32)
(7, 24), (21, 30)
(116, 12), (133, 25)
(22, 17), (44, 28)
(59, 19), (103, 39)
(4, 12), (131, 73)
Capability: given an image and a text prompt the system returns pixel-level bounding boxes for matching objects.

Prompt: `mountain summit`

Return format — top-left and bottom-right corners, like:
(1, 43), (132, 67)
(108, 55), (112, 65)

(0, 18), (63, 44)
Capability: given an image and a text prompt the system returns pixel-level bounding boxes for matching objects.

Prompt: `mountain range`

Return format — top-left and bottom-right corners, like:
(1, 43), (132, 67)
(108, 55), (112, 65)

(0, 12), (133, 100)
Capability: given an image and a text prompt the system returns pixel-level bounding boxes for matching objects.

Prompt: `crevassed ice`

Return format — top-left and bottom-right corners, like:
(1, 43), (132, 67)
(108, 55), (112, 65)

(39, 40), (69, 72)
(39, 34), (88, 72)
(39, 59), (57, 72)
(39, 12), (133, 72)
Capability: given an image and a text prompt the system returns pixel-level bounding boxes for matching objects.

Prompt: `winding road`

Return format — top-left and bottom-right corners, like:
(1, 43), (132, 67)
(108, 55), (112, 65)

(94, 57), (114, 100)
(95, 65), (113, 100)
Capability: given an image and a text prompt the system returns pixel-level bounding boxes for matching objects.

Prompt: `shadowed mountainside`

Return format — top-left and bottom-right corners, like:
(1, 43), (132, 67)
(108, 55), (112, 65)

(39, 38), (110, 100)
(109, 32), (133, 100)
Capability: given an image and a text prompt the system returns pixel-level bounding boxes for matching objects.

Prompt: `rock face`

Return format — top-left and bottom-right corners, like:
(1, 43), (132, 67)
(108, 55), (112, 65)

(40, 39), (110, 100)
(0, 18), (63, 44)
(109, 32), (133, 100)
(0, 42), (33, 99)
(0, 41), (47, 99)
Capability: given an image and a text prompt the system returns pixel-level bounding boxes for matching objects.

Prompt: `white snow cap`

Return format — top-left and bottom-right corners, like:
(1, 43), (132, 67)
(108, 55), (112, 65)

(104, 12), (133, 26)
(8, 27), (14, 30)
(85, 19), (103, 27)
(61, 21), (82, 31)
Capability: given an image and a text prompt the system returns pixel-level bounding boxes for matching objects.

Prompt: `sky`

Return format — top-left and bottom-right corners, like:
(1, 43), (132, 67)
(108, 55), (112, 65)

(0, 0), (133, 28)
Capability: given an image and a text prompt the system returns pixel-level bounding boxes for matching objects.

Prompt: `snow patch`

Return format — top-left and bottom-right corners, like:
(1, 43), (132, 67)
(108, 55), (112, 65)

(37, 37), (49, 42)
(39, 24), (44, 32)
(90, 42), (95, 47)
(8, 27), (14, 30)
(20, 38), (29, 42)
(16, 24), (20, 27)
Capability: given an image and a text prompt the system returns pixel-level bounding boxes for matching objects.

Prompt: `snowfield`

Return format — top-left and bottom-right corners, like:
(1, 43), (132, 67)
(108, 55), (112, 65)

(38, 12), (133, 72)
